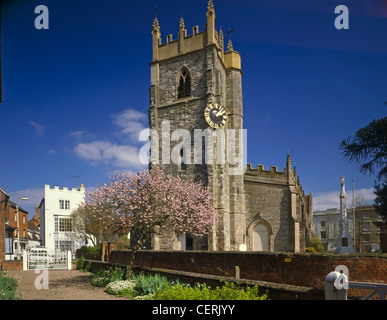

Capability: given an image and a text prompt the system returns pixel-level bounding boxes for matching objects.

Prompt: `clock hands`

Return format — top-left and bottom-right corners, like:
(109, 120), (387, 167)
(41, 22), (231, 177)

(210, 109), (225, 123)
(204, 103), (228, 129)
(216, 109), (226, 116)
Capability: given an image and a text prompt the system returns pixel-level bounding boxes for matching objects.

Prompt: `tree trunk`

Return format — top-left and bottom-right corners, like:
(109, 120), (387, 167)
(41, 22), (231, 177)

(124, 235), (148, 279)
(124, 248), (138, 279)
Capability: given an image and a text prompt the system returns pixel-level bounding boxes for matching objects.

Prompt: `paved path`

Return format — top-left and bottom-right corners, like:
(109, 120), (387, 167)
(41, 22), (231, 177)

(9, 269), (129, 300)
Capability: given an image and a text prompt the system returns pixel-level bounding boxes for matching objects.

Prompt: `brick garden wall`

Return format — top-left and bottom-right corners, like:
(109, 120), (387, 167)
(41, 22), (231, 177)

(76, 248), (101, 261)
(109, 250), (387, 294)
(1, 260), (23, 271)
(76, 243), (118, 262)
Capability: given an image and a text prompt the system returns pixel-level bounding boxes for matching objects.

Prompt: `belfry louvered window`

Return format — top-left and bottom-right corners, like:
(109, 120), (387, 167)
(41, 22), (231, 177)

(177, 68), (191, 99)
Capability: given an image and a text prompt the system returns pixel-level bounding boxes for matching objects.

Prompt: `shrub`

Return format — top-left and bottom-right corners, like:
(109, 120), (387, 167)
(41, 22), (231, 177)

(214, 282), (267, 300)
(106, 280), (136, 297)
(130, 272), (172, 295)
(153, 283), (210, 300)
(133, 293), (155, 300)
(76, 255), (91, 271)
(0, 271), (19, 300)
(308, 234), (325, 253)
(86, 245), (101, 259)
(77, 255), (85, 270)
(90, 267), (125, 287)
(153, 281), (267, 300)
(85, 262), (92, 272)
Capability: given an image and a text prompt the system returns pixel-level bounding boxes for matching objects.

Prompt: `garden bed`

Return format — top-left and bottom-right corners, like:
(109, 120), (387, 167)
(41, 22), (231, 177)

(85, 263), (268, 300)
(7, 270), (129, 300)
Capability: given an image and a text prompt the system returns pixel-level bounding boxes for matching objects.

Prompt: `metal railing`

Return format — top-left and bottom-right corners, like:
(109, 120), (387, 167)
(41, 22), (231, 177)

(325, 268), (387, 300)
(23, 249), (72, 270)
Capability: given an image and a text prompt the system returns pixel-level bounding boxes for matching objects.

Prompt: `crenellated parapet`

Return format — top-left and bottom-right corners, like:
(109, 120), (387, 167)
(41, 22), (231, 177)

(151, 1), (240, 72)
(245, 163), (286, 176)
(45, 184), (85, 193)
(244, 154), (306, 197)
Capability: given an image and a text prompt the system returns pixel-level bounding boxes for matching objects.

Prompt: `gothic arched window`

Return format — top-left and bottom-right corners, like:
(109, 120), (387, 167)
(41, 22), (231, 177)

(177, 68), (191, 99)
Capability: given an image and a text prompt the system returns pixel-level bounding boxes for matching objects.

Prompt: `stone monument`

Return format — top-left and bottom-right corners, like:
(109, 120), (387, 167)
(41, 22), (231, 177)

(335, 177), (354, 253)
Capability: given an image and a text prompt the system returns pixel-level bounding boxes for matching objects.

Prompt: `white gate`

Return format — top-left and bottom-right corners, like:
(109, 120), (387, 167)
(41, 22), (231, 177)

(23, 249), (72, 270)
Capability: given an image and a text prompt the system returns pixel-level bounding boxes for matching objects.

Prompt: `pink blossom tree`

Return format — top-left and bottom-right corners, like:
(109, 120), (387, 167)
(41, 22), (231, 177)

(83, 167), (216, 277)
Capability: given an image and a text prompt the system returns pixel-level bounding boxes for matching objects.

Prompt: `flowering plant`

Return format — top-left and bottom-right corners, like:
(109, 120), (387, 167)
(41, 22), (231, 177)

(90, 267), (125, 287)
(105, 280), (136, 297)
(81, 167), (217, 277)
(0, 270), (20, 300)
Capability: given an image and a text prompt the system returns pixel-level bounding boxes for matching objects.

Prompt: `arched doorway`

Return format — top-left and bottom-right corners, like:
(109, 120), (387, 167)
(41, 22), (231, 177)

(248, 218), (272, 251)
(253, 224), (269, 251)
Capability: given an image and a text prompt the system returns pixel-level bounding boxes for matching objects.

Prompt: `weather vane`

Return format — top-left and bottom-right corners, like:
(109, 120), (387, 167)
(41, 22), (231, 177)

(228, 29), (234, 41)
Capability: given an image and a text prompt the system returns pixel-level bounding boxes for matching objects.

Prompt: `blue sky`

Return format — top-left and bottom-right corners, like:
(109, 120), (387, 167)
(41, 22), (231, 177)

(1, 0), (386, 218)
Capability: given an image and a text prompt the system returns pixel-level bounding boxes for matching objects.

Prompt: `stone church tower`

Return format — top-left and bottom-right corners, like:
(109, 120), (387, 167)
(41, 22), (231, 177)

(148, 1), (313, 252)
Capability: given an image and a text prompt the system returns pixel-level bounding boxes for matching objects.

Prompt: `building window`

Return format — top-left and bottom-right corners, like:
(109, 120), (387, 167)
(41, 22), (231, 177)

(54, 217), (72, 232)
(320, 231), (327, 239)
(5, 238), (13, 254)
(363, 222), (370, 231)
(320, 220), (326, 228)
(177, 68), (191, 99)
(5, 230), (13, 256)
(59, 200), (70, 210)
(363, 212), (370, 219)
(55, 241), (72, 252)
(23, 215), (26, 224)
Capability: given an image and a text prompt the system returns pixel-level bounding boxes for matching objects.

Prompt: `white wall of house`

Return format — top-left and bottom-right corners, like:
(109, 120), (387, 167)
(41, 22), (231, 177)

(40, 184), (86, 254)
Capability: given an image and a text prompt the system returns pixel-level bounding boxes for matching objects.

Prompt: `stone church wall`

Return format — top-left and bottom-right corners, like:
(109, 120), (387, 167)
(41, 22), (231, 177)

(245, 182), (291, 251)
(244, 167), (291, 251)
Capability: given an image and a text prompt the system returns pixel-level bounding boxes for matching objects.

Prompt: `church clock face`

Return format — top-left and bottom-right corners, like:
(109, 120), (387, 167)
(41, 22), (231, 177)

(204, 103), (228, 129)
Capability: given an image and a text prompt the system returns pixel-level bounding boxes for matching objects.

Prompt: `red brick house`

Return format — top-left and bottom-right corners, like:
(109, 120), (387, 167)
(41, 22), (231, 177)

(5, 200), (29, 258)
